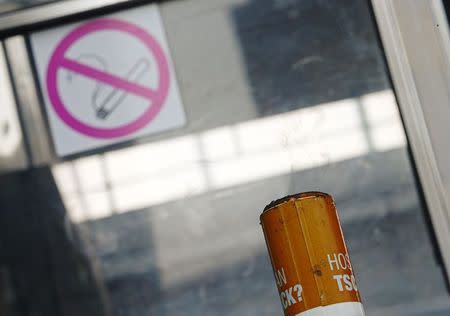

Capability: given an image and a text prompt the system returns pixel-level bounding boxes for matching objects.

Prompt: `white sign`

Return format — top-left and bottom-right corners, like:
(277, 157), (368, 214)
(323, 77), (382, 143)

(31, 5), (185, 156)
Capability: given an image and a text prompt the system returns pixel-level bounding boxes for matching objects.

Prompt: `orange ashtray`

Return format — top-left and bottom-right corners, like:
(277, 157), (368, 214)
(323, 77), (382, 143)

(260, 192), (365, 316)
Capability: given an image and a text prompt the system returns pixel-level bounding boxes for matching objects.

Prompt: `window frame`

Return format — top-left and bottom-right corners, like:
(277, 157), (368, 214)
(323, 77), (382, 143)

(372, 0), (450, 283)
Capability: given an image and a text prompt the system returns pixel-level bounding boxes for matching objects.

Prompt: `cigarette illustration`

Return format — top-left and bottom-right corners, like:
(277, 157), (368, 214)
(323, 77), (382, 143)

(92, 58), (151, 119)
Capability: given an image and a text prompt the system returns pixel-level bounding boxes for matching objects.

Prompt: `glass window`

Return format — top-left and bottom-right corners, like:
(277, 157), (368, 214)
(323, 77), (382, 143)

(0, 1), (449, 316)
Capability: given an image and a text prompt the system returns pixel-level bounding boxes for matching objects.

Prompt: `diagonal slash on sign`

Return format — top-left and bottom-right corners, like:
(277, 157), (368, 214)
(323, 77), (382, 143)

(46, 18), (171, 139)
(60, 57), (158, 100)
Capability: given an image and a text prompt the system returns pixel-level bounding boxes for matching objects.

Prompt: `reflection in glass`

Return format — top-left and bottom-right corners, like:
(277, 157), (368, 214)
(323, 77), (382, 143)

(1, 0), (449, 316)
(53, 90), (405, 222)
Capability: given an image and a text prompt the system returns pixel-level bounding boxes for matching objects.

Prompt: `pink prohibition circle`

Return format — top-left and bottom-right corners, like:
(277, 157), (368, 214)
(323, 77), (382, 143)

(46, 18), (170, 139)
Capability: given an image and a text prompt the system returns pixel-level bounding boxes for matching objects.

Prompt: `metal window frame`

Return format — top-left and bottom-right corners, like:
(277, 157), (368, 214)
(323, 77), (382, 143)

(372, 0), (450, 282)
(4, 35), (54, 166)
(0, 41), (29, 172)
(0, 0), (137, 36)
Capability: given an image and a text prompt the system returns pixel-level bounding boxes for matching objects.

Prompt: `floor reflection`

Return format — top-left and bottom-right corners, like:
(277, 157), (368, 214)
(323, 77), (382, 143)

(0, 168), (112, 316)
(52, 90), (405, 222)
(46, 89), (449, 315)
(52, 148), (449, 316)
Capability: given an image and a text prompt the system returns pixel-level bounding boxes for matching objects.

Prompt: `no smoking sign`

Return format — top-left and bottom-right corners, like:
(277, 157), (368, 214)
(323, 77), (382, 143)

(31, 5), (185, 156)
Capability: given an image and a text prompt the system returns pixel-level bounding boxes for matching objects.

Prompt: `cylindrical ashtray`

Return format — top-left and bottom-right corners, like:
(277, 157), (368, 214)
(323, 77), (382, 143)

(260, 192), (365, 316)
